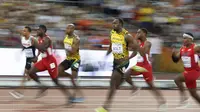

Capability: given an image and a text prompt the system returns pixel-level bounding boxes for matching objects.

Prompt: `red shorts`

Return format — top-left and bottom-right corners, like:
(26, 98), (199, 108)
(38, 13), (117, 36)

(131, 63), (153, 82)
(183, 70), (200, 89)
(34, 55), (58, 79)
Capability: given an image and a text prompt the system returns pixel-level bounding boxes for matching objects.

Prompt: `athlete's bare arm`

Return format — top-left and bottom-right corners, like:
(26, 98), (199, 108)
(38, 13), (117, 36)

(32, 37), (50, 52)
(194, 45), (200, 53)
(172, 46), (181, 63)
(66, 36), (80, 54)
(125, 34), (139, 59)
(138, 41), (151, 56)
(106, 34), (112, 56)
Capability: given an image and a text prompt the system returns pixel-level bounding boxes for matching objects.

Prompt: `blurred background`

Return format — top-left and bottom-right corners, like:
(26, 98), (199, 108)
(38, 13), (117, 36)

(0, 0), (199, 75)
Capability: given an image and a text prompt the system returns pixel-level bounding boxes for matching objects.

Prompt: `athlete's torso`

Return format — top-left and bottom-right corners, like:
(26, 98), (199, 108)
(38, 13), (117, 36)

(180, 43), (200, 71)
(63, 34), (80, 60)
(110, 28), (129, 60)
(38, 35), (53, 59)
(137, 41), (150, 65)
(21, 35), (36, 58)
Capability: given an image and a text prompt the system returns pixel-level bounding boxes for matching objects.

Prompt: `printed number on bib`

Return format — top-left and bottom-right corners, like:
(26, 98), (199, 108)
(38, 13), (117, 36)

(24, 49), (34, 58)
(112, 43), (123, 53)
(181, 56), (191, 68)
(64, 43), (72, 51)
(50, 63), (56, 69)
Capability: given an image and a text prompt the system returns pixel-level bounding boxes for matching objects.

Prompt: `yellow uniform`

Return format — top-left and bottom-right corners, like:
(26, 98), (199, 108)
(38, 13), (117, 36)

(110, 28), (129, 59)
(61, 35), (80, 71)
(63, 35), (80, 60)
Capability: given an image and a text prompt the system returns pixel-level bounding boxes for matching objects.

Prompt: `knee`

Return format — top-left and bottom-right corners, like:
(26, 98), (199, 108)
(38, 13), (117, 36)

(190, 91), (197, 98)
(53, 78), (59, 85)
(58, 66), (64, 74)
(28, 68), (34, 76)
(174, 78), (179, 84)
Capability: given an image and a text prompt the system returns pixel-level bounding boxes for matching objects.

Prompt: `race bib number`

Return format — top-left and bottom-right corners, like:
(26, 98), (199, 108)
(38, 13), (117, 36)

(64, 43), (72, 51)
(50, 63), (56, 69)
(24, 49), (34, 58)
(112, 43), (123, 53)
(181, 56), (191, 68)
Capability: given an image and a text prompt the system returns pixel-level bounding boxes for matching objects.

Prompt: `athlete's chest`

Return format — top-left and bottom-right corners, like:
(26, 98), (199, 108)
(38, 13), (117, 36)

(111, 34), (125, 43)
(21, 37), (32, 47)
(181, 47), (194, 56)
(38, 38), (44, 44)
(64, 37), (73, 45)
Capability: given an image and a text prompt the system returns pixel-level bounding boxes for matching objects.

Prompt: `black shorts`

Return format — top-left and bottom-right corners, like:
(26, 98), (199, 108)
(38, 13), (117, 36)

(60, 59), (80, 72)
(113, 60), (129, 74)
(25, 58), (34, 70)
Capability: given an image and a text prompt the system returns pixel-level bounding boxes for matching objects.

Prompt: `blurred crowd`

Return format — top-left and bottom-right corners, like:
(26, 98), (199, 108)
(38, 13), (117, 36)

(0, 0), (199, 49)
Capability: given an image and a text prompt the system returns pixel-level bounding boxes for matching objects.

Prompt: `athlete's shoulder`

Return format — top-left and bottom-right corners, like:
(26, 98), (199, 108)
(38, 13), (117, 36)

(146, 40), (151, 44)
(145, 41), (152, 47)
(30, 35), (36, 39)
(45, 34), (51, 39)
(74, 34), (80, 40)
(74, 35), (80, 44)
(110, 29), (115, 34)
(122, 28), (128, 33)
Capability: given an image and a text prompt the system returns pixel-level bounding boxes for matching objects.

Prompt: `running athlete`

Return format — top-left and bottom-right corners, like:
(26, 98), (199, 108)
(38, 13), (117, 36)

(124, 28), (166, 111)
(9, 26), (37, 99)
(28, 25), (73, 105)
(58, 24), (84, 102)
(95, 18), (139, 112)
(172, 33), (200, 107)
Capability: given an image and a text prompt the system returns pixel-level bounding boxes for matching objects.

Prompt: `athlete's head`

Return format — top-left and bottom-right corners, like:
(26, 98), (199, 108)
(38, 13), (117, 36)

(112, 18), (123, 31)
(183, 33), (193, 46)
(37, 25), (47, 37)
(22, 26), (31, 37)
(66, 24), (75, 35)
(136, 28), (148, 40)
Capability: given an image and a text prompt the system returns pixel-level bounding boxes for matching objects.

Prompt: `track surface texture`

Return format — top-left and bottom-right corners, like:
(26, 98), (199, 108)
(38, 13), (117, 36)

(0, 89), (200, 112)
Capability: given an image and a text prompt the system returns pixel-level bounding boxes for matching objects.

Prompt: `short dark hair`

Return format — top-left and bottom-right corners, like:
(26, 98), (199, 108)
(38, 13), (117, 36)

(25, 26), (31, 32)
(140, 28), (148, 35)
(39, 25), (47, 33)
(116, 18), (124, 26)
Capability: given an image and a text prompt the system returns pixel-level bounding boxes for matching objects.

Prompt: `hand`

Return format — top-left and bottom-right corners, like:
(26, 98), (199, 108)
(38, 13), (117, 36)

(31, 57), (38, 63)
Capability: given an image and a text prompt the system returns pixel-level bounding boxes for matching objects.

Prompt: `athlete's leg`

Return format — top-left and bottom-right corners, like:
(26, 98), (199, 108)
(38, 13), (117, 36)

(174, 74), (188, 102)
(70, 60), (84, 99)
(58, 60), (71, 77)
(146, 81), (166, 104)
(52, 77), (74, 106)
(103, 70), (123, 110)
(29, 61), (48, 98)
(185, 71), (200, 105)
(188, 88), (200, 104)
(49, 58), (74, 105)
(9, 58), (33, 99)
(124, 69), (140, 93)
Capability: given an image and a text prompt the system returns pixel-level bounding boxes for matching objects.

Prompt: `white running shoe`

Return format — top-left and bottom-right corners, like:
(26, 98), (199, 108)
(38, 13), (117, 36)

(157, 103), (167, 112)
(131, 87), (141, 96)
(9, 91), (24, 99)
(176, 99), (190, 109)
